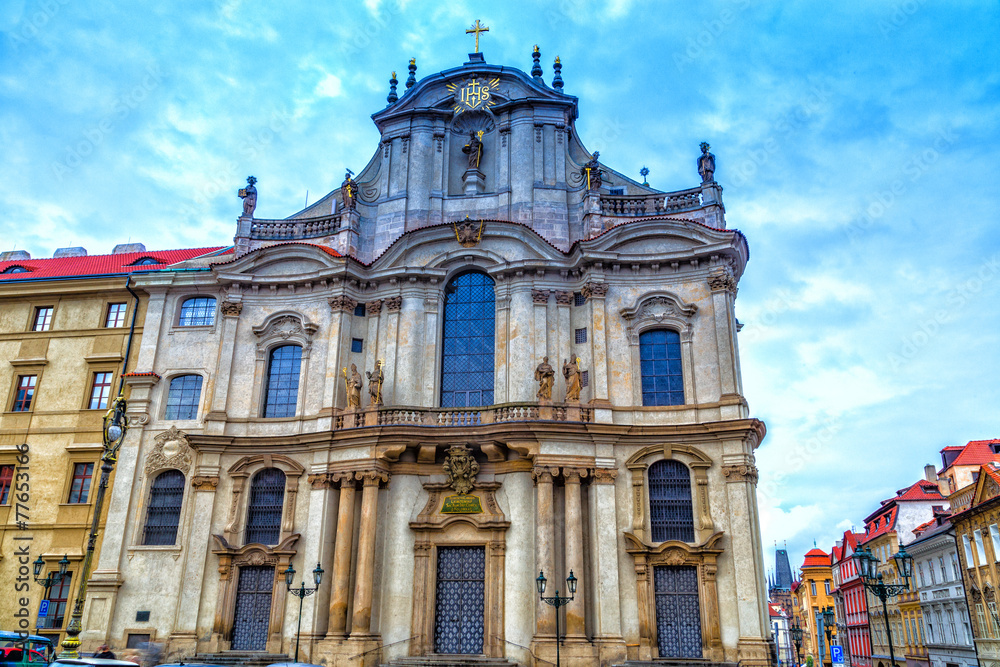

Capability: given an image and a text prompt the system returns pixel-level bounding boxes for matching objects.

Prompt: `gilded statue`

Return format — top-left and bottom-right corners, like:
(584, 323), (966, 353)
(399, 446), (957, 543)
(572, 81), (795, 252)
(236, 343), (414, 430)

(563, 357), (582, 402)
(582, 152), (602, 191)
(340, 169), (358, 210)
(462, 130), (484, 169)
(443, 444), (480, 495)
(343, 363), (362, 408)
(366, 359), (384, 406)
(535, 356), (554, 400)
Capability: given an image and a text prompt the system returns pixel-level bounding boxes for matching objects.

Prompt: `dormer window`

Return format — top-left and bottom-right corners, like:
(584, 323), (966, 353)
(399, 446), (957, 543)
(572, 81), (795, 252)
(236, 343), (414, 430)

(1, 266), (29, 273)
(131, 257), (160, 266)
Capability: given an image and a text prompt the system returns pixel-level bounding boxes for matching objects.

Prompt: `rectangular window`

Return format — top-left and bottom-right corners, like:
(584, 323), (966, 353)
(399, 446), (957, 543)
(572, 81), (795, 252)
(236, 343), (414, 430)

(88, 372), (113, 410)
(977, 603), (989, 637)
(810, 581), (817, 596)
(575, 327), (587, 344)
(105, 302), (127, 328)
(573, 291), (586, 306)
(918, 562), (926, 587)
(354, 303), (366, 317)
(825, 579), (831, 595)
(964, 621), (972, 644)
(939, 555), (949, 581)
(975, 530), (988, 566)
(0, 464), (13, 504)
(39, 572), (72, 629)
(929, 563), (936, 584)
(126, 633), (150, 649)
(963, 534), (974, 567)
(991, 601), (1000, 637)
(581, 370), (589, 387)
(12, 374), (37, 411)
(640, 329), (685, 406)
(67, 462), (94, 503)
(32, 306), (53, 331)
(351, 338), (363, 353)
(990, 524), (1000, 562)
(164, 375), (203, 420)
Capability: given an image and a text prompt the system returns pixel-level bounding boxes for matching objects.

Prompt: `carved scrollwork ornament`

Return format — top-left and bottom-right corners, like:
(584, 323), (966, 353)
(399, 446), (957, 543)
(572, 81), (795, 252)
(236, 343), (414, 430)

(721, 464), (759, 484)
(191, 475), (219, 491)
(145, 425), (193, 476)
(366, 299), (384, 316)
(443, 444), (479, 495)
(329, 295), (358, 312)
(220, 301), (243, 317)
(582, 281), (609, 298)
(385, 296), (402, 313)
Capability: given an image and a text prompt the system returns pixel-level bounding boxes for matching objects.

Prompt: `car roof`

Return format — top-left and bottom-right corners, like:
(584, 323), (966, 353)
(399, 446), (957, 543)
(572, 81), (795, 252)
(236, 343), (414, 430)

(266, 663), (325, 667)
(0, 633), (51, 644)
(50, 660), (139, 666)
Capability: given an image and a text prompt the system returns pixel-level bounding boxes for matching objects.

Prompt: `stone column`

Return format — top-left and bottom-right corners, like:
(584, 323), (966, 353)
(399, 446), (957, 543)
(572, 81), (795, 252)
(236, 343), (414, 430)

(494, 278), (511, 403)
(583, 282), (611, 407)
(382, 296), (402, 404)
(709, 272), (740, 400)
(563, 467), (588, 638)
(327, 474), (356, 637)
(393, 290), (423, 405)
(590, 468), (626, 662)
(554, 291), (573, 395)
(531, 289), (550, 364)
(208, 300), (242, 420)
(508, 282), (534, 402)
(172, 475), (221, 644)
(351, 470), (388, 636)
(533, 466), (557, 636)
(326, 296), (356, 411)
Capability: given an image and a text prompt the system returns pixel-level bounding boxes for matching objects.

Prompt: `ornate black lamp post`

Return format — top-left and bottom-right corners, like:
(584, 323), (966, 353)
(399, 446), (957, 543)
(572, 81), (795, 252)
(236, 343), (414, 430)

(791, 622), (803, 666)
(284, 562), (324, 663)
(536, 570), (577, 667)
(59, 394), (128, 657)
(852, 543), (913, 667)
(821, 606), (835, 665)
(33, 554), (70, 628)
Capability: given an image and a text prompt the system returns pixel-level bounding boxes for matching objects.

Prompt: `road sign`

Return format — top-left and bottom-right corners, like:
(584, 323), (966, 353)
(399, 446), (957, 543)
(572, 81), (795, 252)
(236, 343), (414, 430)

(35, 600), (50, 628)
(831, 645), (844, 664)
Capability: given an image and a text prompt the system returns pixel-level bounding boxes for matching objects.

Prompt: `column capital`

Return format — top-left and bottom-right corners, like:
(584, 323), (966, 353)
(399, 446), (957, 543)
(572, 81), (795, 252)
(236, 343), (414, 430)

(708, 270), (738, 294)
(562, 467), (590, 483)
(330, 471), (356, 486)
(307, 473), (334, 489)
(721, 464), (758, 484)
(191, 475), (219, 491)
(329, 295), (358, 312)
(592, 468), (618, 485)
(582, 281), (608, 299)
(554, 290), (573, 306)
(220, 300), (243, 317)
(385, 295), (402, 313)
(356, 469), (390, 486)
(532, 465), (559, 483)
(366, 299), (384, 315)
(531, 288), (551, 304)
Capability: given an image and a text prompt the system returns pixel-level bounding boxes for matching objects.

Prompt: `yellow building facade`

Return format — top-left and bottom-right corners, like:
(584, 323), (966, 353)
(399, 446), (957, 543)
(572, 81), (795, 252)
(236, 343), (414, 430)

(793, 548), (837, 666)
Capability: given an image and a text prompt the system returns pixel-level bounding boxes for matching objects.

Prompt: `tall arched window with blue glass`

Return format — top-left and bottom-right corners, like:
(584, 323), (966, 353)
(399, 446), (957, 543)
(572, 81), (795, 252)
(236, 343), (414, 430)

(440, 272), (495, 408)
(640, 329), (684, 406)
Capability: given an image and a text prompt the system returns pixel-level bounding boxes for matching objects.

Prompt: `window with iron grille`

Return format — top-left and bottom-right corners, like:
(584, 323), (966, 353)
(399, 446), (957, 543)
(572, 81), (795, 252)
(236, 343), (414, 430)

(581, 370), (589, 387)
(640, 329), (684, 406)
(245, 468), (285, 545)
(33, 306), (53, 331)
(575, 327), (587, 344)
(351, 338), (363, 353)
(440, 272), (495, 408)
(142, 469), (185, 545)
(179, 297), (216, 326)
(89, 372), (113, 409)
(648, 460), (694, 542)
(68, 462), (95, 503)
(127, 633), (151, 648)
(354, 303), (366, 317)
(0, 464), (12, 504)
(12, 374), (36, 411)
(105, 302), (128, 327)
(573, 292), (586, 306)
(262, 345), (302, 418)
(40, 571), (72, 629)
(164, 375), (203, 420)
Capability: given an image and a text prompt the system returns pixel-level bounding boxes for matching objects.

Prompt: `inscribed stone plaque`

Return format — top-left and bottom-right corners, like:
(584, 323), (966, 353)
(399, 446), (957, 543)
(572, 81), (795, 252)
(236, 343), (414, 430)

(441, 494), (484, 514)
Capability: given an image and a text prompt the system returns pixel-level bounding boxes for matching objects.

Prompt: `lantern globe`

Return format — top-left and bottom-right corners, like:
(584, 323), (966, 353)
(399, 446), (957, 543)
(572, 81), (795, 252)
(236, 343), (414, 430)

(284, 564), (296, 588)
(536, 571), (547, 595)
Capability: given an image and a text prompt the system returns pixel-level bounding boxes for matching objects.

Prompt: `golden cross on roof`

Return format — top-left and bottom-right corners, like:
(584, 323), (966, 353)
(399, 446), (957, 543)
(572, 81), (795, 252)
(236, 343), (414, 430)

(466, 19), (490, 53)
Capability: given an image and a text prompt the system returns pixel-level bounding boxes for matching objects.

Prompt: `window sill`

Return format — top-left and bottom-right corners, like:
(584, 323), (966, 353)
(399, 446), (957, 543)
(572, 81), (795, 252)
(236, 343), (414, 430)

(128, 545), (183, 554)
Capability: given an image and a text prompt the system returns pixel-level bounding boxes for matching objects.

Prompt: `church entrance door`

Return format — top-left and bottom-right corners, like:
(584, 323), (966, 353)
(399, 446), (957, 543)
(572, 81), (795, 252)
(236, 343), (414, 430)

(231, 565), (274, 651)
(434, 546), (485, 654)
(654, 565), (702, 659)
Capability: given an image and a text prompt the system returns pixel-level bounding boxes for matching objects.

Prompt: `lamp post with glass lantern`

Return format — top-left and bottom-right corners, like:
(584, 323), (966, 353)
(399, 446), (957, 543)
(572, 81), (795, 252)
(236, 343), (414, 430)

(59, 393), (128, 658)
(791, 622), (803, 666)
(33, 554), (70, 629)
(852, 543), (913, 667)
(821, 606), (835, 666)
(536, 570), (577, 667)
(284, 562), (324, 663)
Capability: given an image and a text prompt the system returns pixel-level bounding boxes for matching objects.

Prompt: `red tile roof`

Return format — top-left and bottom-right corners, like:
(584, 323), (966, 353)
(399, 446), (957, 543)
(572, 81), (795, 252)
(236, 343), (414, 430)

(0, 247), (226, 280)
(802, 548), (830, 568)
(212, 242), (342, 267)
(943, 440), (1000, 470)
(896, 479), (945, 501)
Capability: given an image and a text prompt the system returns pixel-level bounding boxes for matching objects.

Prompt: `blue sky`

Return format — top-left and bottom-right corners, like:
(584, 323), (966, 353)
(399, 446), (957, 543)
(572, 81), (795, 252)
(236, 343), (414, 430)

(2, 1), (998, 574)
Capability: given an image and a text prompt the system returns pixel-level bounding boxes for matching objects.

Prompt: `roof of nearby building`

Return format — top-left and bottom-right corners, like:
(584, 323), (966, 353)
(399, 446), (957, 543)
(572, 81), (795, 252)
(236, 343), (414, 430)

(802, 548), (831, 568)
(941, 439), (1000, 472)
(0, 247), (228, 280)
(896, 479), (946, 501)
(769, 603), (787, 618)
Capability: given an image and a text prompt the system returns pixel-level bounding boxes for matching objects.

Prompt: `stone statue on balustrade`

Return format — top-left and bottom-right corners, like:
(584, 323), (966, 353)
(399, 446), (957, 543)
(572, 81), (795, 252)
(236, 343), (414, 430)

(343, 363), (362, 408)
(238, 176), (257, 218)
(563, 357), (582, 402)
(340, 169), (358, 211)
(366, 359), (384, 406)
(535, 356), (554, 400)
(698, 142), (716, 183)
(582, 152), (603, 191)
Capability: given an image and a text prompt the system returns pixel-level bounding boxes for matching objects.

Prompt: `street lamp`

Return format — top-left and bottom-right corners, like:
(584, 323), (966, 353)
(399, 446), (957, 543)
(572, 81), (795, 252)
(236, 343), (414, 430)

(791, 622), (803, 666)
(59, 393), (128, 658)
(33, 555), (70, 628)
(821, 606), (835, 665)
(285, 562), (324, 663)
(536, 570), (577, 667)
(852, 543), (913, 667)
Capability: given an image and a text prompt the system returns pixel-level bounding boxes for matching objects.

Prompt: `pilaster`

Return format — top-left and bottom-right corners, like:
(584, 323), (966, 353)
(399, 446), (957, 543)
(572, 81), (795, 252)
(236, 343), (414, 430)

(207, 300), (242, 423)
(327, 473), (356, 637)
(533, 466), (557, 637)
(563, 467), (587, 639)
(351, 470), (389, 637)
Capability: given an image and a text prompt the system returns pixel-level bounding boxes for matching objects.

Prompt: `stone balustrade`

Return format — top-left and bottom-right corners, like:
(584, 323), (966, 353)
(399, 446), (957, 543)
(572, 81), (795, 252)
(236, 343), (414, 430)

(335, 402), (591, 429)
(600, 187), (703, 216)
(249, 213), (342, 240)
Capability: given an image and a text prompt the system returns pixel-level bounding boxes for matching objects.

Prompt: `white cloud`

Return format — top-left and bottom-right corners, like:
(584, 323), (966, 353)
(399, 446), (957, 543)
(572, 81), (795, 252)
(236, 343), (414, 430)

(315, 73), (343, 98)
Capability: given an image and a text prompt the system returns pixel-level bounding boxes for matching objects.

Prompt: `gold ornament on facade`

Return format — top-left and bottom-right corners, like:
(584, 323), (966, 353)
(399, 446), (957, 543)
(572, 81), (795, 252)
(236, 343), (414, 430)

(443, 444), (480, 495)
(453, 216), (484, 247)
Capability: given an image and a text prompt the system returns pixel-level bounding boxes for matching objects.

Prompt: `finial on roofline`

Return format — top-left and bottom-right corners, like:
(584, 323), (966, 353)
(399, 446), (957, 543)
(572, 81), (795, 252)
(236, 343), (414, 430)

(387, 71), (398, 104)
(406, 57), (417, 90)
(531, 44), (542, 80)
(552, 56), (563, 90)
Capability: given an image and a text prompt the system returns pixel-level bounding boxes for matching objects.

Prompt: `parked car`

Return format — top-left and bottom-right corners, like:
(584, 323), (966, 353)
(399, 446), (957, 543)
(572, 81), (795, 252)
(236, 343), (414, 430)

(47, 659), (138, 667)
(0, 632), (52, 666)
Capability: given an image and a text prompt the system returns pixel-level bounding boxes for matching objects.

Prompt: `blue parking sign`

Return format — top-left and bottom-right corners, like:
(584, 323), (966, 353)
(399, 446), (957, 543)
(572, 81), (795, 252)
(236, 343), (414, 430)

(831, 645), (844, 664)
(36, 600), (50, 628)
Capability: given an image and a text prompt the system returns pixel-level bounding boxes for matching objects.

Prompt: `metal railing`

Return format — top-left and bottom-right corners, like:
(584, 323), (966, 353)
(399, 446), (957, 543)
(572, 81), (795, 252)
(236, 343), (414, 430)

(350, 635), (419, 661)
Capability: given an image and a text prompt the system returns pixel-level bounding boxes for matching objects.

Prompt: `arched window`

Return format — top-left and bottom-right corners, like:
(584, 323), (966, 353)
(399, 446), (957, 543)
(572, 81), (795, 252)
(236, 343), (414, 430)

(131, 257), (161, 266)
(142, 469), (185, 545)
(648, 460), (694, 542)
(245, 468), (285, 545)
(164, 374), (203, 420)
(1, 266), (29, 274)
(639, 329), (684, 406)
(179, 297), (216, 326)
(440, 271), (495, 407)
(262, 345), (302, 418)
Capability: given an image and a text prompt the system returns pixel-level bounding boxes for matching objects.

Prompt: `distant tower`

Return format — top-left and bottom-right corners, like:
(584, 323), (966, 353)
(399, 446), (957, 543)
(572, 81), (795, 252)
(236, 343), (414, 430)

(769, 547), (795, 615)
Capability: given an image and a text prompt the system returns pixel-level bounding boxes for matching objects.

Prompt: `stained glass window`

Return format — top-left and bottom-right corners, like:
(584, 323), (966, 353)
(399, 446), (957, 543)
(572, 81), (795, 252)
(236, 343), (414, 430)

(165, 375), (203, 420)
(262, 345), (301, 418)
(440, 272), (495, 408)
(142, 469), (185, 545)
(640, 329), (684, 406)
(245, 468), (285, 545)
(179, 297), (216, 326)
(648, 460), (694, 542)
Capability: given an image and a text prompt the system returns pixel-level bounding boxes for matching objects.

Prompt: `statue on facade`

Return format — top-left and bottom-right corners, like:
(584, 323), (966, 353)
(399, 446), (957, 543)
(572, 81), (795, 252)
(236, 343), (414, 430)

(343, 363), (362, 408)
(443, 444), (480, 495)
(462, 130), (484, 169)
(582, 152), (602, 191)
(698, 142), (716, 183)
(366, 359), (384, 406)
(238, 176), (257, 218)
(535, 356), (555, 400)
(563, 357), (582, 402)
(340, 169), (358, 211)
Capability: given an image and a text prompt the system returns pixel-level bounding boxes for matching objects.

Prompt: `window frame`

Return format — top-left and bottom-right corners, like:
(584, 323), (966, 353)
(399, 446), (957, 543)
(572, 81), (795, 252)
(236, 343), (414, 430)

(11, 374), (37, 412)
(141, 469), (186, 546)
(646, 459), (695, 543)
(39, 569), (73, 630)
(163, 374), (204, 421)
(261, 344), (303, 418)
(176, 295), (218, 328)
(32, 306), (54, 332)
(87, 371), (115, 410)
(104, 302), (129, 328)
(439, 270), (496, 409)
(622, 292), (697, 408)
(0, 464), (13, 504)
(639, 328), (686, 407)
(244, 467), (286, 545)
(67, 462), (96, 504)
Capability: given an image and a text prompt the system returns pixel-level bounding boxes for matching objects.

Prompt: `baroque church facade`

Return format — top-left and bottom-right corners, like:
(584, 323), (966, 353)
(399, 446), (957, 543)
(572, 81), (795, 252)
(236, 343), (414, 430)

(82, 43), (770, 667)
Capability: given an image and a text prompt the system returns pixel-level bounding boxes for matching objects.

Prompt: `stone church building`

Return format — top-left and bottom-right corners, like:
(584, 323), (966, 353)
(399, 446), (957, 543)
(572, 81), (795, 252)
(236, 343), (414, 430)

(82, 43), (771, 666)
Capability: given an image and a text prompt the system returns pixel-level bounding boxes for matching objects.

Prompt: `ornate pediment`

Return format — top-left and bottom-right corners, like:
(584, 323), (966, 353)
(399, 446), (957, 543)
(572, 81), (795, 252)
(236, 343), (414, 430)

(252, 311), (318, 358)
(620, 291), (698, 344)
(145, 425), (193, 476)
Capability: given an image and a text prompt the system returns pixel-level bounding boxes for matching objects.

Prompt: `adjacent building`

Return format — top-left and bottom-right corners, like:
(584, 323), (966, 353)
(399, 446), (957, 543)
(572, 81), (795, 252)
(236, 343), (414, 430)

(832, 530), (872, 667)
(794, 547), (836, 666)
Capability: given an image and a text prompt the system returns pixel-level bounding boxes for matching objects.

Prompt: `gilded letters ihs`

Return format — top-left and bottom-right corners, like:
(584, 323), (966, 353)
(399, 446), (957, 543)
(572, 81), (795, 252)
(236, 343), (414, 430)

(446, 77), (500, 115)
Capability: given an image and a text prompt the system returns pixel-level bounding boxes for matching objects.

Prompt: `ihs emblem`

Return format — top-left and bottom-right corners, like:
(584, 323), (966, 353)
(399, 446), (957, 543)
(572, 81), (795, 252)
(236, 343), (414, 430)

(446, 76), (500, 115)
